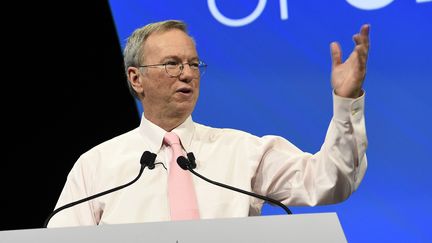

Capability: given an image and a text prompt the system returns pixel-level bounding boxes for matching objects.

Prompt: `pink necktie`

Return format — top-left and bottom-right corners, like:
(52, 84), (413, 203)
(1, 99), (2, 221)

(164, 132), (200, 220)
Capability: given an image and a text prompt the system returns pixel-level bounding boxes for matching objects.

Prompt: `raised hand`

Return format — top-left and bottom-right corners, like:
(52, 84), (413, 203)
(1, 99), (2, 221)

(330, 24), (370, 98)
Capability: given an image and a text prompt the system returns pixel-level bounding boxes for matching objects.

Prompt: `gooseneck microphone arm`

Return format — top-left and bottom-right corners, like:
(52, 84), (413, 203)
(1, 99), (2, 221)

(177, 154), (292, 215)
(43, 151), (157, 228)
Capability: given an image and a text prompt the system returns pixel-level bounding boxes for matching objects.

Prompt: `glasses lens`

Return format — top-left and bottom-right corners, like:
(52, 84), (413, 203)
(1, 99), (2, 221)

(165, 63), (181, 77)
(164, 62), (207, 78)
(198, 62), (207, 77)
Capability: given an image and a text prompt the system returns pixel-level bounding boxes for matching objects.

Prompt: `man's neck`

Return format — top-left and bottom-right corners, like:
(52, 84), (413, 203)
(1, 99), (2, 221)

(144, 113), (187, 132)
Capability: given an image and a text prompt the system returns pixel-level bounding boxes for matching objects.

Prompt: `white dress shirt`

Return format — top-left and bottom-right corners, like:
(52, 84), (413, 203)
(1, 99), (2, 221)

(48, 92), (367, 227)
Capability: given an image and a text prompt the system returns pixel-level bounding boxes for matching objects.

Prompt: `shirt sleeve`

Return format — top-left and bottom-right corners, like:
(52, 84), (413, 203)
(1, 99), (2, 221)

(47, 152), (102, 227)
(251, 91), (368, 206)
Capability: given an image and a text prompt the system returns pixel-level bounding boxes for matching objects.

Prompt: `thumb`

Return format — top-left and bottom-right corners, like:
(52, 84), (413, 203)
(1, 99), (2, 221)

(330, 42), (342, 68)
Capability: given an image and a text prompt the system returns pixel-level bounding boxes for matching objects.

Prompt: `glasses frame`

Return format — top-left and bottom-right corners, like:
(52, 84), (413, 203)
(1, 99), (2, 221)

(138, 60), (207, 78)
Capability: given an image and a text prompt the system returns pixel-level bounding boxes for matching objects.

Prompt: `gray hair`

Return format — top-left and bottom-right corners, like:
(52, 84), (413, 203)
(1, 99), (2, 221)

(123, 20), (190, 98)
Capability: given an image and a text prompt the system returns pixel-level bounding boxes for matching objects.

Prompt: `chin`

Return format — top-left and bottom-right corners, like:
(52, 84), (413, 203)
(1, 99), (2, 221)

(174, 104), (194, 117)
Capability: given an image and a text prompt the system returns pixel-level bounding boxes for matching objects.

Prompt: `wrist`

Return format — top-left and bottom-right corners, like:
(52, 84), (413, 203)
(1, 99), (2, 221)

(334, 89), (363, 99)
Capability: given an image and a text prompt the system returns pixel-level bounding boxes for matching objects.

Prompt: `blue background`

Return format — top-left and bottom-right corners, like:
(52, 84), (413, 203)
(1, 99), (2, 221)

(108, 1), (432, 242)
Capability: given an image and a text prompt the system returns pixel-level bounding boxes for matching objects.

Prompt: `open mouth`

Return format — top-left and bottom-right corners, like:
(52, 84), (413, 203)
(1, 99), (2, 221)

(176, 87), (193, 94)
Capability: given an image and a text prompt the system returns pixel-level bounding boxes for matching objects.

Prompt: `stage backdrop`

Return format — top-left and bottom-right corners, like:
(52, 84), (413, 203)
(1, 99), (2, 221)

(108, 1), (431, 242)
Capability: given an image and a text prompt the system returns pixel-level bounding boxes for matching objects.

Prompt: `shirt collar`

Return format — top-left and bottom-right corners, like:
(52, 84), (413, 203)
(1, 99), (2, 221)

(171, 116), (195, 153)
(138, 114), (195, 153)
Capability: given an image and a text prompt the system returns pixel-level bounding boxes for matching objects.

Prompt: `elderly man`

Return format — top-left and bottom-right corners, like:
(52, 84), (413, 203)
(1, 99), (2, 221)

(48, 20), (369, 227)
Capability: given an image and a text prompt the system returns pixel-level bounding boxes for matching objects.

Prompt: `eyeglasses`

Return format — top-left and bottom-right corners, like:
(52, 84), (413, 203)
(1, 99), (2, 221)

(139, 60), (207, 78)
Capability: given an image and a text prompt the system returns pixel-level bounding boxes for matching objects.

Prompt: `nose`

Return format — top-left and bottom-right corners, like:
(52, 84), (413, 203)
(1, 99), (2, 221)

(178, 64), (195, 83)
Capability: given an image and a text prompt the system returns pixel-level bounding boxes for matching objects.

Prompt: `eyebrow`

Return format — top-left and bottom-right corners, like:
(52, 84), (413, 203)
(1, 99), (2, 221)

(161, 55), (199, 62)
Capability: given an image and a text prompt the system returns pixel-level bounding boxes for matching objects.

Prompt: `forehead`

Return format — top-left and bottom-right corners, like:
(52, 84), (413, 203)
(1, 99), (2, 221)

(143, 29), (197, 61)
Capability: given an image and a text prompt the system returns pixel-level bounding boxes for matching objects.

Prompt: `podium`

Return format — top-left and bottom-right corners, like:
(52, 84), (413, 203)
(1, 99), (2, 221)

(1, 213), (347, 243)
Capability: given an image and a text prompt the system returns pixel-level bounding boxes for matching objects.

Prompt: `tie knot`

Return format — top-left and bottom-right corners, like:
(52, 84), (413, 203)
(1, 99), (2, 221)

(164, 132), (180, 146)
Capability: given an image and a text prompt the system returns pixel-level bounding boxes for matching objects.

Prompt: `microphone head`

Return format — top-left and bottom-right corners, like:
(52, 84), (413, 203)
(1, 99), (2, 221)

(140, 151), (157, 169)
(187, 152), (197, 169)
(177, 156), (190, 170)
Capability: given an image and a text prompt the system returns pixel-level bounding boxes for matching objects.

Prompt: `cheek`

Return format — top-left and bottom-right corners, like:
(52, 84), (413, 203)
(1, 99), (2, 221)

(196, 80), (200, 89)
(194, 79), (200, 89)
(143, 72), (169, 91)
(146, 78), (174, 99)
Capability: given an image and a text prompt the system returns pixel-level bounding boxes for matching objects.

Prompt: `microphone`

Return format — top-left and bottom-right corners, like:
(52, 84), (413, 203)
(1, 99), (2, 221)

(186, 152), (197, 169)
(43, 151), (157, 228)
(177, 154), (292, 215)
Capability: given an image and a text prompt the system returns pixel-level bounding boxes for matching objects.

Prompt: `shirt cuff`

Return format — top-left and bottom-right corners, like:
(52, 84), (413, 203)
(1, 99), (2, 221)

(332, 90), (365, 122)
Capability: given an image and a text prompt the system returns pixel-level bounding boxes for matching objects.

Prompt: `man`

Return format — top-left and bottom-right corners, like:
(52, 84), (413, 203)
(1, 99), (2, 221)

(48, 20), (369, 227)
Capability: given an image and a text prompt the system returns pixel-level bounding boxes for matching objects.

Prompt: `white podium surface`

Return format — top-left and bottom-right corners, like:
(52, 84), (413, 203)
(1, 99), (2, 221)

(1, 213), (347, 243)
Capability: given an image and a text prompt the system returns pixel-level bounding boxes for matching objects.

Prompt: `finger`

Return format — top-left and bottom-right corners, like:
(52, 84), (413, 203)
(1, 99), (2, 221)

(353, 25), (370, 42)
(360, 24), (370, 37)
(354, 45), (367, 67)
(358, 24), (370, 47)
(330, 42), (342, 67)
(353, 33), (361, 45)
(356, 44), (368, 59)
(353, 25), (370, 56)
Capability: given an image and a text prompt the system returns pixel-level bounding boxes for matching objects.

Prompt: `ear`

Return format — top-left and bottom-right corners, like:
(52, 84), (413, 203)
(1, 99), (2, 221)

(127, 66), (144, 95)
